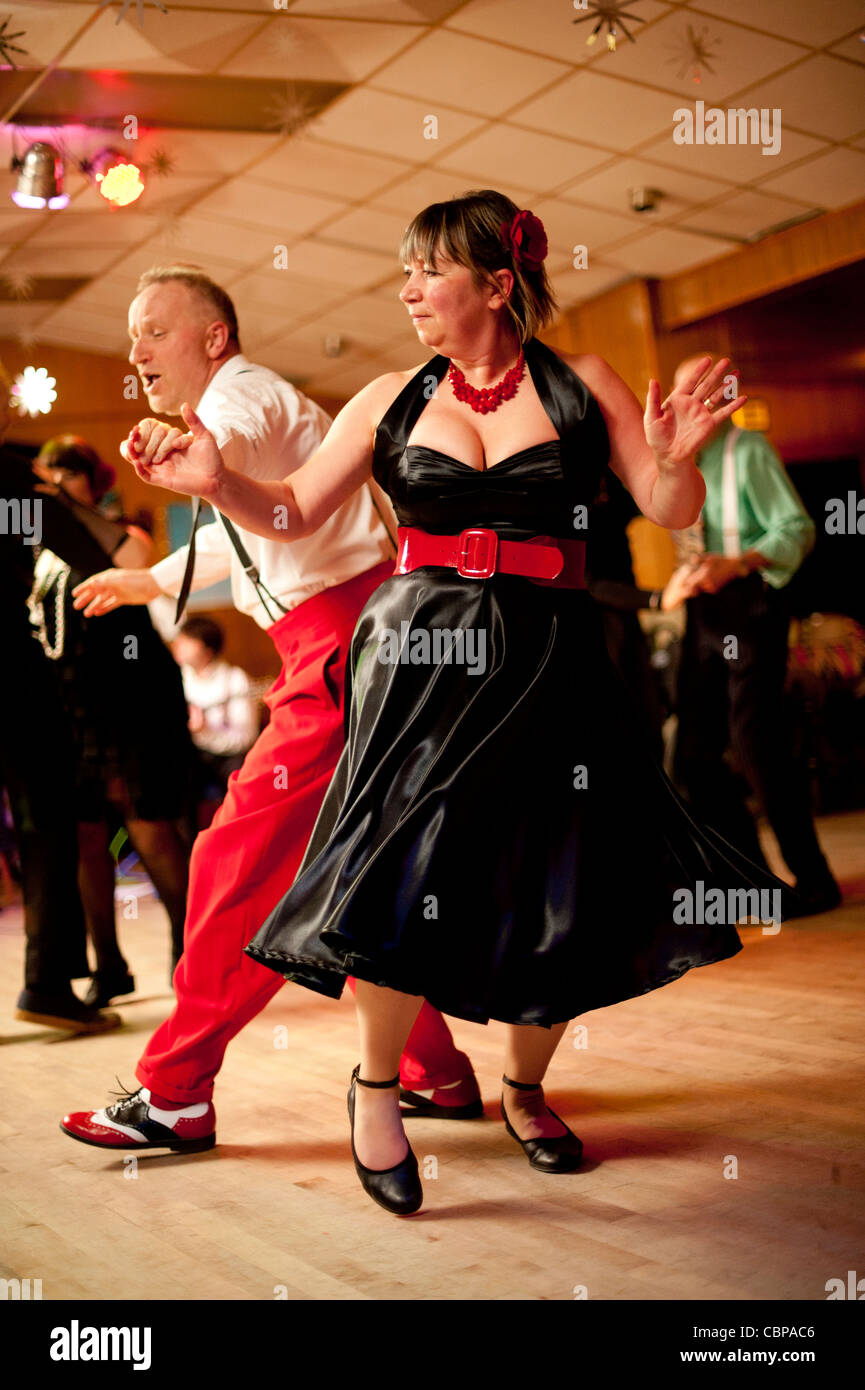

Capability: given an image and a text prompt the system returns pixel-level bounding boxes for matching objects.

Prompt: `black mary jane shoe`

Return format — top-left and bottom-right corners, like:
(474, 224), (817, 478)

(347, 1065), (423, 1216)
(82, 970), (136, 1009)
(500, 1074), (583, 1173)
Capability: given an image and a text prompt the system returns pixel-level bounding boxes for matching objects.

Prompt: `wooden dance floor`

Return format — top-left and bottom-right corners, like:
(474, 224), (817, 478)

(1, 811), (863, 1303)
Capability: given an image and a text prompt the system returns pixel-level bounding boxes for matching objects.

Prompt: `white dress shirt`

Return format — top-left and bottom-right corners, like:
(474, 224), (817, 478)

(150, 355), (393, 629)
(181, 658), (258, 756)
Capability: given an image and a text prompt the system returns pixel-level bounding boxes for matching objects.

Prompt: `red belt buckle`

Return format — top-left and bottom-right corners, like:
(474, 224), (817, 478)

(457, 527), (498, 578)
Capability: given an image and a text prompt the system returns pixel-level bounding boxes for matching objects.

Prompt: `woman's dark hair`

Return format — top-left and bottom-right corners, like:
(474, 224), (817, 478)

(36, 436), (115, 502)
(398, 189), (557, 345)
(179, 616), (224, 656)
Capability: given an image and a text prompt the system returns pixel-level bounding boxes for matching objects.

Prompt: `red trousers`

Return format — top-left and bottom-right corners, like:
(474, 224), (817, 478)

(136, 561), (472, 1103)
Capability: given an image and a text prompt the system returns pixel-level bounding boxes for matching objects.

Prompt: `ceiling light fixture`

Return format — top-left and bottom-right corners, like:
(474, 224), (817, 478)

(83, 148), (146, 206)
(10, 142), (69, 210)
(11, 366), (58, 417)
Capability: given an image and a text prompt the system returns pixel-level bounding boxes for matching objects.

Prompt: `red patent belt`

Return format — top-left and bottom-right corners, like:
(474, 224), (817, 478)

(394, 526), (587, 588)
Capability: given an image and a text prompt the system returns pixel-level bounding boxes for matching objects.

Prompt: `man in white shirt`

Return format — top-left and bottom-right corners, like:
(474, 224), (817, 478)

(61, 267), (481, 1155)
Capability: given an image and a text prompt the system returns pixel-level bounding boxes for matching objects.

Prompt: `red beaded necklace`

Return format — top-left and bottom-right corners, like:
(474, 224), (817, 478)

(448, 350), (525, 414)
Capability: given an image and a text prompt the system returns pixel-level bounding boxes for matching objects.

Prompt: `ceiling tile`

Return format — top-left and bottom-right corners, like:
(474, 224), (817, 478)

(314, 205), (411, 256)
(316, 295), (418, 344)
(693, 0), (865, 47)
(219, 15), (420, 82)
(435, 125), (610, 190)
(548, 261), (633, 308)
(264, 0), (463, 21)
(559, 155), (735, 221)
(830, 36), (865, 66)
(446, 0), (670, 64)
(600, 226), (726, 275)
(638, 126), (830, 184)
(61, 9), (269, 75)
(369, 168), (535, 218)
(530, 197), (642, 256)
(511, 71), (678, 151)
(193, 179), (347, 234)
(678, 189), (819, 241)
(251, 138), (409, 200)
(0, 246), (114, 278)
(127, 219), (261, 272)
(373, 28), (569, 117)
(757, 145), (865, 209)
(133, 129), (282, 178)
(594, 11), (805, 102)
(311, 89), (486, 162)
(23, 211), (162, 249)
(259, 238), (397, 290)
(224, 269), (348, 321)
(737, 55), (865, 142)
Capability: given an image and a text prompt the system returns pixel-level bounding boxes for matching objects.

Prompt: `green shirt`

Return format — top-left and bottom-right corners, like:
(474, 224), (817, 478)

(697, 422), (815, 589)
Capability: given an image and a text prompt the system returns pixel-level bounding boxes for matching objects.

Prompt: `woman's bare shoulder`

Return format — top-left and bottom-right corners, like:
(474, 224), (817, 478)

(544, 345), (613, 387)
(349, 361), (436, 426)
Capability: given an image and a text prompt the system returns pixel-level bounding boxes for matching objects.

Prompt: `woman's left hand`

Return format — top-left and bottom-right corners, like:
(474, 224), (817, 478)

(644, 356), (747, 470)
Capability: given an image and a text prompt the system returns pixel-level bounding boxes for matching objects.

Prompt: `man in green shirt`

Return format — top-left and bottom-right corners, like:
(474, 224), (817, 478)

(670, 357), (841, 917)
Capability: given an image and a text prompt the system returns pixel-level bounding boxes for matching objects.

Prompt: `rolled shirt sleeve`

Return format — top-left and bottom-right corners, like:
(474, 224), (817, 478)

(737, 433), (815, 588)
(149, 519), (232, 598)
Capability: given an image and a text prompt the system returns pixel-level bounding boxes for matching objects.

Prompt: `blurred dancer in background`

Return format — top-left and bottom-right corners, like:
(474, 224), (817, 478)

(671, 354), (841, 917)
(30, 435), (195, 1006)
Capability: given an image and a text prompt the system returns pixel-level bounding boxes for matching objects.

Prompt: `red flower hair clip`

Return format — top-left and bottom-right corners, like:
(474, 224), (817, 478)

(501, 209), (548, 272)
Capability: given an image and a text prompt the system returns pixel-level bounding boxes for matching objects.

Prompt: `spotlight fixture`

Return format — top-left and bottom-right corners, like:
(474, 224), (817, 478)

(83, 148), (145, 207)
(10, 142), (69, 210)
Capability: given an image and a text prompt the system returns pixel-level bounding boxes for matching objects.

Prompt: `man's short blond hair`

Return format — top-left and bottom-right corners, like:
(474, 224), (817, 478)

(136, 265), (241, 347)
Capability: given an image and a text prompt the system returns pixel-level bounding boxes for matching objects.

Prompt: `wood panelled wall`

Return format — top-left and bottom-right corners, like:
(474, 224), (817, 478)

(4, 200), (863, 617)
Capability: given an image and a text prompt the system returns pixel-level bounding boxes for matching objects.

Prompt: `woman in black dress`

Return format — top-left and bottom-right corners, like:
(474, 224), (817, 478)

(30, 437), (194, 1002)
(124, 189), (785, 1216)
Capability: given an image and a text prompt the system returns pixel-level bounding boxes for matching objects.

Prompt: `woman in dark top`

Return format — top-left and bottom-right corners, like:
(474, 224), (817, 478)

(30, 437), (194, 1004)
(121, 189), (786, 1216)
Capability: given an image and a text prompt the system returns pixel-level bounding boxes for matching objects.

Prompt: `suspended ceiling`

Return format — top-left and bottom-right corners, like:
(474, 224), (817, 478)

(1, 0), (864, 395)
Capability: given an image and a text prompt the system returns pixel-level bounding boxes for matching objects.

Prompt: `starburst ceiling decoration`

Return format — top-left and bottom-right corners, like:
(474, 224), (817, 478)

(1, 269), (34, 300)
(572, 2), (645, 53)
(97, 0), (168, 27)
(0, 14), (27, 67)
(273, 20), (310, 61)
(147, 147), (175, 177)
(156, 213), (187, 250)
(667, 23), (721, 84)
(263, 83), (319, 138)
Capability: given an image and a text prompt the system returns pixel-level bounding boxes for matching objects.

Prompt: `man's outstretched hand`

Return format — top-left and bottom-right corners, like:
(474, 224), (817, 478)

(72, 568), (161, 617)
(121, 403), (225, 501)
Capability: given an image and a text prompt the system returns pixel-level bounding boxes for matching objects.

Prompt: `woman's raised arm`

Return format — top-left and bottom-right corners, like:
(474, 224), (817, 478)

(565, 351), (745, 530)
(123, 371), (407, 542)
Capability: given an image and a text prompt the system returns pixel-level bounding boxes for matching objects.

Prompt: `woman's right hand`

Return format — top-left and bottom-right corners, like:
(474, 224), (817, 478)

(72, 568), (161, 617)
(121, 403), (225, 501)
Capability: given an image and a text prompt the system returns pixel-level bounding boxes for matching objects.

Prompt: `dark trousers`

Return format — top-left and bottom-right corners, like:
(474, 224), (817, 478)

(673, 574), (830, 885)
(0, 641), (89, 991)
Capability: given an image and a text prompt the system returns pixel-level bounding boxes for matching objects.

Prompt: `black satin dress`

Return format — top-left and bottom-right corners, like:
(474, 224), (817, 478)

(245, 337), (786, 1028)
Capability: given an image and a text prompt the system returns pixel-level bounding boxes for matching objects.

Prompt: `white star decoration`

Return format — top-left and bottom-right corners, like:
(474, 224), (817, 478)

(97, 0), (168, 27)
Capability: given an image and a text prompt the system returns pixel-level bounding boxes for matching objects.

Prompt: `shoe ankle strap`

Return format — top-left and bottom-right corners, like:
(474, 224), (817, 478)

(502, 1074), (543, 1091)
(352, 1064), (400, 1089)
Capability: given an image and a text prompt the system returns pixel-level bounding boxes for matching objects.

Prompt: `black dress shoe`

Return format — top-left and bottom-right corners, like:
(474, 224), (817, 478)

(500, 1074), (583, 1173)
(83, 971), (136, 1009)
(785, 876), (842, 918)
(348, 1065), (423, 1215)
(15, 989), (121, 1034)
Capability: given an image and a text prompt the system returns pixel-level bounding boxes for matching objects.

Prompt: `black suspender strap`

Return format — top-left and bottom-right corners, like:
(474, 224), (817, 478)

(174, 497), (201, 625)
(217, 512), (289, 624)
(173, 500), (288, 626)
